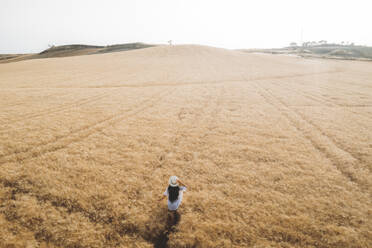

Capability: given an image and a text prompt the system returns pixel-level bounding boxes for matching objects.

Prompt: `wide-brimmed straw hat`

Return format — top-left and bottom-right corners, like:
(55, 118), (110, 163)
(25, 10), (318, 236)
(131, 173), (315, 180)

(169, 176), (179, 187)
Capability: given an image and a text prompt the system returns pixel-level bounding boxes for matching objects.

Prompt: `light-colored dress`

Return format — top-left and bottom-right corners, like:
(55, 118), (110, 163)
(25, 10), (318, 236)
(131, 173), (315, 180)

(163, 186), (187, 211)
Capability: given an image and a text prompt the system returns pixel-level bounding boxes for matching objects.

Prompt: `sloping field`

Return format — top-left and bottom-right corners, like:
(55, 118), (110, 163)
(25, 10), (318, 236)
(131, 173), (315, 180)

(0, 43), (155, 64)
(0, 45), (371, 247)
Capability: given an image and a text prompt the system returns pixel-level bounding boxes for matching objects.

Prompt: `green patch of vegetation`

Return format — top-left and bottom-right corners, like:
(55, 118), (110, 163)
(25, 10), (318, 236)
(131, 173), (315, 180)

(39, 44), (104, 55)
(97, 42), (155, 54)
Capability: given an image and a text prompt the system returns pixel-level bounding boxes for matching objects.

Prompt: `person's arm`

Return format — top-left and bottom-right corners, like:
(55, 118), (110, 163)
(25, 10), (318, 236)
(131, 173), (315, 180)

(159, 194), (166, 201)
(159, 188), (168, 201)
(178, 179), (187, 189)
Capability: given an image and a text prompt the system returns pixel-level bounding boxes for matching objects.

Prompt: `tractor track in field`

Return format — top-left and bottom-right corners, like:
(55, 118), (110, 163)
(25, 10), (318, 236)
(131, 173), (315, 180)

(318, 72), (372, 92)
(0, 91), (112, 128)
(266, 78), (372, 125)
(0, 85), (176, 247)
(0, 91), (73, 109)
(263, 79), (372, 168)
(251, 80), (370, 192)
(80, 70), (341, 88)
(0, 88), (175, 164)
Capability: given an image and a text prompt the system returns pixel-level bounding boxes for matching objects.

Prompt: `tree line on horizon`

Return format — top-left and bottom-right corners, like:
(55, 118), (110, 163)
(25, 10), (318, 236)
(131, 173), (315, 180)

(289, 40), (357, 48)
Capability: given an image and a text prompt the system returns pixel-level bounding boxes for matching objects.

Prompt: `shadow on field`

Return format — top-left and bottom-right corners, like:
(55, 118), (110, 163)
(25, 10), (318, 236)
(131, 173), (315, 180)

(147, 207), (181, 248)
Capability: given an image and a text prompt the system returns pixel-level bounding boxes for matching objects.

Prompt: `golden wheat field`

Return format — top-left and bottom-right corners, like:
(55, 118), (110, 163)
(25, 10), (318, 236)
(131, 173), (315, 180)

(0, 45), (371, 248)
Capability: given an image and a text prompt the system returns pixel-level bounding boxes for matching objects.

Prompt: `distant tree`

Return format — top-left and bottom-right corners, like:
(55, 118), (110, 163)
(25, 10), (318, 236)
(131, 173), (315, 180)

(290, 42), (297, 47)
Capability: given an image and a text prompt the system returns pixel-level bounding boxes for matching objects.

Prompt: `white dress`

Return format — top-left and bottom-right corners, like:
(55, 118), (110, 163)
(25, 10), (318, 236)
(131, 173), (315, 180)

(163, 186), (187, 211)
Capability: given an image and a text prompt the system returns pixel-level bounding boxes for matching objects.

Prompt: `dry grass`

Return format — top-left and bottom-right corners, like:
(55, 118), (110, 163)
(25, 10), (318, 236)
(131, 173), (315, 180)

(0, 45), (371, 247)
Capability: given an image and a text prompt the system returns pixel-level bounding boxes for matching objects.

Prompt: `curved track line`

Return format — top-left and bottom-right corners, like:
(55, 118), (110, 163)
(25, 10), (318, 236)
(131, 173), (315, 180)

(0, 91), (73, 109)
(263, 79), (372, 164)
(0, 91), (112, 128)
(251, 80), (369, 192)
(267, 78), (372, 124)
(0, 88), (174, 164)
(80, 70), (342, 88)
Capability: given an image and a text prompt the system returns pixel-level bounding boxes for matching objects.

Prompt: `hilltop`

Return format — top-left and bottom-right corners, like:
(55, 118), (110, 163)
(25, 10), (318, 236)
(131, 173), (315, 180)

(0, 45), (340, 88)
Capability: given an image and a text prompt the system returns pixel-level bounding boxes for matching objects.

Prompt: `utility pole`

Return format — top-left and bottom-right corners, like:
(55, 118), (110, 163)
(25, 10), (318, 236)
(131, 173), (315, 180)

(300, 28), (303, 46)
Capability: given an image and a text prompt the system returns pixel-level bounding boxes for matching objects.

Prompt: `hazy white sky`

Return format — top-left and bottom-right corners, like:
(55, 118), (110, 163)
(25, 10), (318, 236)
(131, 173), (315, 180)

(1, 0), (371, 53)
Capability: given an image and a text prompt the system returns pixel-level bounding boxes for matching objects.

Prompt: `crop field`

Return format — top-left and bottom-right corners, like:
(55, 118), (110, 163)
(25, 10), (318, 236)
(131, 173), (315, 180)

(0, 46), (371, 247)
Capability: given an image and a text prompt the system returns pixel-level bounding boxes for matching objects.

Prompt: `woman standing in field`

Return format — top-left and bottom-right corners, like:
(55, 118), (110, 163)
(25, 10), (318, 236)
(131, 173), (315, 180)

(160, 176), (187, 211)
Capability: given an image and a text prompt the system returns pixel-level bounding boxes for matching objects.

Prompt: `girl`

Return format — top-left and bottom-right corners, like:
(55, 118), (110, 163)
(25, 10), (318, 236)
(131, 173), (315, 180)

(160, 176), (187, 211)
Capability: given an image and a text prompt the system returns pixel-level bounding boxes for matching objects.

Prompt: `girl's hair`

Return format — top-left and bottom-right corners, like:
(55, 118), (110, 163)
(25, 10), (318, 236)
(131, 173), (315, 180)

(168, 186), (180, 203)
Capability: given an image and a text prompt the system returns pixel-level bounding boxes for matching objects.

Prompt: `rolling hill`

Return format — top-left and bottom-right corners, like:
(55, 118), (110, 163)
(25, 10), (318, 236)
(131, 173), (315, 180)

(0, 45), (371, 247)
(0, 42), (155, 64)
